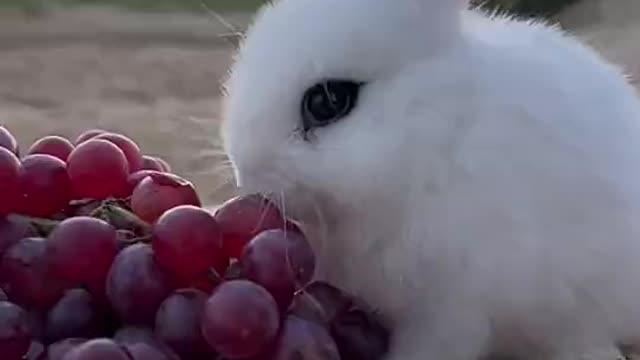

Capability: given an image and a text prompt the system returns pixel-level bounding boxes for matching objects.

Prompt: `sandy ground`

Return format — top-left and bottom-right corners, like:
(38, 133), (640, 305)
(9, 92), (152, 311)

(557, 0), (640, 86)
(0, 3), (638, 207)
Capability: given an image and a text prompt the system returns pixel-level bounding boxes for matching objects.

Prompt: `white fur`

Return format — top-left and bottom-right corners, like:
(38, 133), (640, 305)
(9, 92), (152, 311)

(221, 0), (640, 359)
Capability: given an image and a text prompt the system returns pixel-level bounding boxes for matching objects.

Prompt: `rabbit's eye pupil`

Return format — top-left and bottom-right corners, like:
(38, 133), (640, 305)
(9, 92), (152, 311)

(301, 80), (361, 132)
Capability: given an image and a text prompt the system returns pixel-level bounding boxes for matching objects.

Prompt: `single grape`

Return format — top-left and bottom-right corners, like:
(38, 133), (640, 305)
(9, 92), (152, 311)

(126, 170), (162, 196)
(330, 307), (390, 360)
(47, 217), (118, 292)
(289, 281), (353, 327)
(45, 288), (108, 343)
(0, 126), (19, 155)
(46, 338), (87, 360)
(61, 338), (130, 360)
(214, 194), (285, 259)
(140, 156), (164, 172)
(240, 229), (316, 310)
(0, 301), (31, 360)
(74, 129), (106, 145)
(153, 157), (171, 172)
(0, 216), (37, 258)
(0, 237), (66, 310)
(67, 139), (129, 200)
(152, 205), (226, 281)
(106, 243), (173, 325)
(0, 147), (20, 215)
(201, 280), (280, 359)
(0, 289), (7, 301)
(17, 154), (72, 218)
(155, 289), (213, 359)
(130, 172), (201, 224)
(94, 133), (144, 173)
(27, 136), (75, 162)
(268, 315), (340, 360)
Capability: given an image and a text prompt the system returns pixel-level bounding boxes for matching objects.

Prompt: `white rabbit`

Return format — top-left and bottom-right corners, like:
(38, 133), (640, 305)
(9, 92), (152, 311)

(220, 0), (640, 359)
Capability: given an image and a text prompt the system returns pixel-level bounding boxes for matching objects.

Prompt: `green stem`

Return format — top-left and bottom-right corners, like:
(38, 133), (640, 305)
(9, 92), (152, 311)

(91, 203), (151, 235)
(6, 213), (60, 236)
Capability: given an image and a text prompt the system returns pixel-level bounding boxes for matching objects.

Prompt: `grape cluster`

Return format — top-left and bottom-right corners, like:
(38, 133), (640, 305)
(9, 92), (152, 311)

(0, 127), (389, 360)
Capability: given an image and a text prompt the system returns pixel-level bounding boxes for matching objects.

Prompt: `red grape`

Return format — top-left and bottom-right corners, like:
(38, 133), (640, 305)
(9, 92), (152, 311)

(152, 205), (226, 280)
(130, 172), (201, 224)
(45, 288), (107, 343)
(214, 194), (285, 258)
(0, 148), (20, 215)
(201, 280), (280, 358)
(67, 139), (129, 200)
(0, 289), (7, 301)
(0, 216), (37, 258)
(17, 154), (72, 218)
(154, 157), (171, 172)
(155, 289), (213, 359)
(74, 129), (106, 145)
(126, 170), (161, 196)
(106, 243), (173, 325)
(240, 229), (316, 310)
(94, 133), (144, 173)
(140, 156), (164, 172)
(268, 315), (340, 360)
(0, 237), (66, 310)
(47, 338), (87, 360)
(0, 126), (18, 155)
(61, 338), (129, 360)
(47, 217), (118, 291)
(0, 301), (31, 360)
(27, 136), (74, 162)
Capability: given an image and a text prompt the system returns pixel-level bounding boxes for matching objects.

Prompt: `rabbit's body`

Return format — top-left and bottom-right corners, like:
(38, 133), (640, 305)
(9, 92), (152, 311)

(222, 1), (640, 359)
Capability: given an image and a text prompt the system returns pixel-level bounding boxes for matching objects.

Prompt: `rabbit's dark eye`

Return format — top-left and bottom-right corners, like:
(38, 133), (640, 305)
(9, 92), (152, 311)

(301, 80), (362, 132)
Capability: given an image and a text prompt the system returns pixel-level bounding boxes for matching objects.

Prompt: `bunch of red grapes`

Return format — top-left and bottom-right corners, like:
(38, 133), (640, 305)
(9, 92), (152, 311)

(0, 127), (389, 360)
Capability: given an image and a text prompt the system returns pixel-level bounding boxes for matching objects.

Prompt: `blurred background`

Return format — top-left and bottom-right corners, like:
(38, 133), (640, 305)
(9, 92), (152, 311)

(0, 0), (638, 206)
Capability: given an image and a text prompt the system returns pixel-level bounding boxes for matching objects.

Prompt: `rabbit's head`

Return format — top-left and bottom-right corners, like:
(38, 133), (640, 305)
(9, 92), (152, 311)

(222, 0), (472, 223)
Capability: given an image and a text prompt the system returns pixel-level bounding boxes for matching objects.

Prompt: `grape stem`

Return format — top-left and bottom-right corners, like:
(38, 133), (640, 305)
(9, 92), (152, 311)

(6, 213), (60, 236)
(207, 268), (224, 287)
(116, 229), (152, 245)
(6, 201), (151, 238)
(90, 202), (151, 235)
